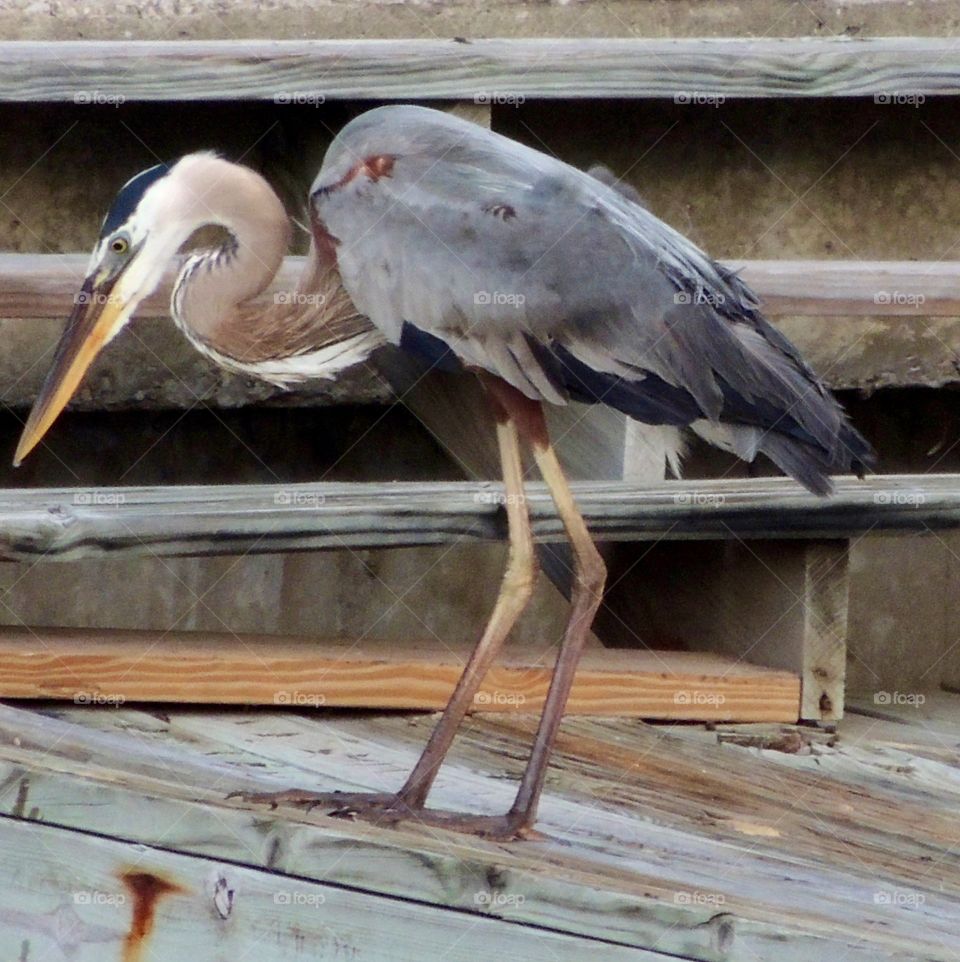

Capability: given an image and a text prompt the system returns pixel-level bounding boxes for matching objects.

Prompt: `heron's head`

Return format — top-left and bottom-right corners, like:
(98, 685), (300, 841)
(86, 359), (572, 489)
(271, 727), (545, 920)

(14, 155), (226, 465)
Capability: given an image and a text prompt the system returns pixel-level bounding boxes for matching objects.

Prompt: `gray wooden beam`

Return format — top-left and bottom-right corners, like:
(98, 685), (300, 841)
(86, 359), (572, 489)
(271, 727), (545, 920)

(3, 254), (958, 410)
(3, 38), (960, 102)
(0, 475), (951, 562)
(7, 254), (960, 320)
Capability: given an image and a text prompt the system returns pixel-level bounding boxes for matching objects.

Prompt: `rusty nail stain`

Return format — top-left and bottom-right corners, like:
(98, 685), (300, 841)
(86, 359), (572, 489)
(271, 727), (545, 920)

(120, 870), (187, 962)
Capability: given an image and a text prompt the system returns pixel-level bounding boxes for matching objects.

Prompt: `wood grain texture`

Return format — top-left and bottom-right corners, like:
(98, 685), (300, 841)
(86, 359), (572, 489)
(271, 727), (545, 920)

(4, 254), (957, 402)
(2, 700), (960, 960)
(0, 626), (800, 720)
(6, 254), (960, 318)
(3, 38), (960, 101)
(800, 541), (850, 720)
(1, 818), (661, 962)
(0, 475), (951, 561)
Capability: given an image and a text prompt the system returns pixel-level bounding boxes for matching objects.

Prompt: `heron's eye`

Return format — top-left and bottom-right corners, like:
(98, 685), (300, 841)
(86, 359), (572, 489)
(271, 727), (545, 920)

(110, 236), (129, 255)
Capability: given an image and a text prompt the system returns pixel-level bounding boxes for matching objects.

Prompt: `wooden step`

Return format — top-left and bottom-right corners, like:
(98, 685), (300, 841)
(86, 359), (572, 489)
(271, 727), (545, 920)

(6, 253), (960, 318)
(1, 254), (956, 407)
(0, 626), (799, 721)
(2, 38), (960, 102)
(0, 476), (952, 562)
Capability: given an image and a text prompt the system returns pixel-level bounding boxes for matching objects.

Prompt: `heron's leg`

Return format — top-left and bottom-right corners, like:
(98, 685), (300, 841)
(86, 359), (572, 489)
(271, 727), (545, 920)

(395, 393), (537, 809)
(229, 396), (536, 824)
(236, 382), (600, 841)
(505, 404), (607, 833)
(228, 394), (539, 820)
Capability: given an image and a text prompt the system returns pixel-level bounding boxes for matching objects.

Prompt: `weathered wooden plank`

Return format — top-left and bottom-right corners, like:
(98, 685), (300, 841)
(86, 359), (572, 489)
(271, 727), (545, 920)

(7, 254), (960, 318)
(0, 712), (825, 962)
(3, 38), (960, 102)
(799, 542), (850, 720)
(679, 713), (960, 795)
(0, 816), (664, 962)
(3, 255), (956, 409)
(733, 260), (960, 317)
(0, 627), (799, 720)
(0, 702), (957, 961)
(846, 690), (960, 740)
(0, 476), (951, 562)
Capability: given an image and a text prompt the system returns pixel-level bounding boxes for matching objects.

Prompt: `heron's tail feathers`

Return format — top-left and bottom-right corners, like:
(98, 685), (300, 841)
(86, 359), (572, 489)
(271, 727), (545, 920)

(541, 339), (876, 495)
(691, 417), (876, 496)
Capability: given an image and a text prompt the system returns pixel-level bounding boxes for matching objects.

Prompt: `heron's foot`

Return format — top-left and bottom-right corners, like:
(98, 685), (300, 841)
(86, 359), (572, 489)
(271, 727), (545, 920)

(331, 796), (540, 840)
(396, 807), (539, 841)
(229, 788), (537, 840)
(227, 788), (402, 816)
(334, 798), (537, 840)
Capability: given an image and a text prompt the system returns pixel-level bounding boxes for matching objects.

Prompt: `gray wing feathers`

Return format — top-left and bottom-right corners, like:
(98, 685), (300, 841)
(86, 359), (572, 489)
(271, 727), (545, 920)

(585, 164), (648, 208)
(314, 105), (870, 490)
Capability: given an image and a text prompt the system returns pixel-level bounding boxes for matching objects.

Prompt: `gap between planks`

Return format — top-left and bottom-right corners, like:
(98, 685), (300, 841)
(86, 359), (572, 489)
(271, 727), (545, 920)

(0, 626), (799, 721)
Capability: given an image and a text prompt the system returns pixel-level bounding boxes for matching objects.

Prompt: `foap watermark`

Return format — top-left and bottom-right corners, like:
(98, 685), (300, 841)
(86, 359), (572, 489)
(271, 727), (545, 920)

(474, 490), (526, 507)
(873, 889), (926, 908)
(474, 690), (526, 708)
(874, 290), (926, 308)
(274, 491), (326, 508)
(73, 491), (126, 506)
(873, 491), (926, 507)
(674, 890), (726, 907)
(274, 291), (326, 307)
(273, 92), (326, 107)
(674, 289), (725, 307)
(874, 690), (926, 708)
(673, 491), (726, 507)
(474, 290), (526, 307)
(73, 890), (127, 907)
(274, 690), (326, 707)
(74, 691), (126, 707)
(274, 890), (326, 906)
(74, 90), (125, 108)
(473, 890), (526, 907)
(874, 92), (925, 108)
(674, 690), (726, 707)
(674, 91), (726, 108)
(474, 92), (526, 107)
(74, 290), (123, 307)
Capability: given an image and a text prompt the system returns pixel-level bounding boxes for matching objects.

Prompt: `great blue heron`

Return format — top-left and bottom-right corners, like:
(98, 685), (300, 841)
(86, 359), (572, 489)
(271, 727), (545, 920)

(15, 105), (875, 839)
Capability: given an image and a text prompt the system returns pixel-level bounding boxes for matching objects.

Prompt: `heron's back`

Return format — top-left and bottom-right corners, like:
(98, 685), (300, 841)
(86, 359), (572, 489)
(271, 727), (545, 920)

(312, 105), (875, 494)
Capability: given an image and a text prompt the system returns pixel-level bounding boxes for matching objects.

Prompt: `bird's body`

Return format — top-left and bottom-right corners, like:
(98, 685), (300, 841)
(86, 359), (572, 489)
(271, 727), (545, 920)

(15, 105), (875, 839)
(313, 105), (872, 493)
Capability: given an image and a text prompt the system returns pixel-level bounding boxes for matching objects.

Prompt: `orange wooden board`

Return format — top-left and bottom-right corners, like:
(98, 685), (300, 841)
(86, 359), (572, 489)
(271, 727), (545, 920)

(0, 627), (799, 721)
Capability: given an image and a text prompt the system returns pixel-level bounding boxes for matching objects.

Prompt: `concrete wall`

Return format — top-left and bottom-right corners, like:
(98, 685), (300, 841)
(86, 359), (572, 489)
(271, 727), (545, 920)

(2, 0), (960, 41)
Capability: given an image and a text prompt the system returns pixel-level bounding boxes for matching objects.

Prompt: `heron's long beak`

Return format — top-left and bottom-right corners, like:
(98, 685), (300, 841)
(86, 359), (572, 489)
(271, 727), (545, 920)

(14, 270), (129, 466)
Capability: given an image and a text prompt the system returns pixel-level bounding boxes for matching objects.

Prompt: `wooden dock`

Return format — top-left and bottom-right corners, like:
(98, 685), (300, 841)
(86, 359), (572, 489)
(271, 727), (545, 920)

(2, 692), (959, 960)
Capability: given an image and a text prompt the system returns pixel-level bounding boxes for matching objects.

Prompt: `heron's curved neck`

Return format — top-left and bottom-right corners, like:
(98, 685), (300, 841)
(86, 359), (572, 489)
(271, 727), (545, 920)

(171, 162), (292, 351)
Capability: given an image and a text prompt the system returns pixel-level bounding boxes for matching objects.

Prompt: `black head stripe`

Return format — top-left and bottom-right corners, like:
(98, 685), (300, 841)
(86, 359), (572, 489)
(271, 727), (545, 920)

(99, 162), (172, 238)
